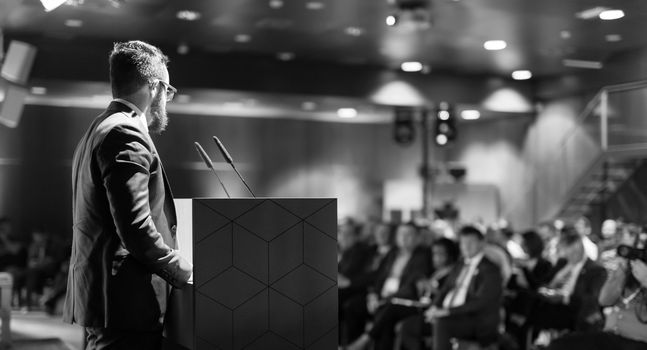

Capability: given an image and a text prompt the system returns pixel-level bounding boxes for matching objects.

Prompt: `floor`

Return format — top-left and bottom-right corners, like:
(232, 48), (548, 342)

(3, 311), (84, 350)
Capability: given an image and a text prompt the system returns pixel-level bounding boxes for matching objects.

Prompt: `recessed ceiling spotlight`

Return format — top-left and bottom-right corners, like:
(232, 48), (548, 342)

(176, 10), (201, 21)
(436, 134), (448, 146)
(337, 108), (358, 118)
(277, 52), (295, 61)
(235, 34), (251, 43)
(599, 9), (625, 20)
(30, 86), (47, 95)
(401, 61), (423, 72)
(64, 19), (83, 27)
(302, 101), (317, 111)
(483, 40), (507, 51)
(269, 0), (283, 9)
(386, 15), (397, 26)
(345, 27), (364, 36)
(306, 1), (325, 10)
(511, 70), (532, 80)
(177, 43), (190, 55)
(605, 34), (622, 42)
(461, 110), (481, 120)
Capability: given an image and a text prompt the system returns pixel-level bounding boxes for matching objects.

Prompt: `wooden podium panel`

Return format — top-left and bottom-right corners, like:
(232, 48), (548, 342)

(167, 198), (337, 350)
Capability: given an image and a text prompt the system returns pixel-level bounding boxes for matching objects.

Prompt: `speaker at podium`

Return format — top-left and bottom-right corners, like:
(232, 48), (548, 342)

(164, 198), (338, 350)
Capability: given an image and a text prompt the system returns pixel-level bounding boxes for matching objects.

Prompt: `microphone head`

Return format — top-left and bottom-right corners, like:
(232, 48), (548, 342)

(213, 136), (234, 164)
(194, 142), (214, 169)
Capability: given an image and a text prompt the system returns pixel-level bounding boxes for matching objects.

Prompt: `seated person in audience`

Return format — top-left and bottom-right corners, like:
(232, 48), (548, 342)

(0, 217), (27, 271)
(505, 230), (554, 347)
(346, 223), (431, 350)
(398, 237), (461, 350)
(546, 240), (647, 350)
(338, 221), (378, 346)
(425, 226), (504, 350)
(483, 225), (513, 285)
(13, 229), (66, 309)
(574, 215), (599, 261)
(538, 220), (561, 265)
(368, 222), (396, 271)
(522, 227), (607, 336)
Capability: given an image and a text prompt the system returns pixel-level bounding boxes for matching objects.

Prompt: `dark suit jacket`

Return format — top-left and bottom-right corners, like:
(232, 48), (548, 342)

(435, 256), (503, 337)
(558, 258), (607, 330)
(63, 101), (192, 331)
(338, 241), (378, 294)
(373, 246), (432, 300)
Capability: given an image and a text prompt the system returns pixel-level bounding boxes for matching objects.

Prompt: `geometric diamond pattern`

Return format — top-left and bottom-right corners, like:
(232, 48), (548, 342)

(193, 198), (337, 350)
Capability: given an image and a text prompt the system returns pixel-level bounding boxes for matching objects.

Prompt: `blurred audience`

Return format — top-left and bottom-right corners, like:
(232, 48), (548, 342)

(338, 221), (376, 345)
(346, 223), (431, 350)
(574, 216), (599, 261)
(546, 231), (647, 350)
(425, 225), (503, 350)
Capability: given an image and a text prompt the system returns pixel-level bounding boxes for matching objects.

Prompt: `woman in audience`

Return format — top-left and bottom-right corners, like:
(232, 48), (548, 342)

(346, 223), (432, 350)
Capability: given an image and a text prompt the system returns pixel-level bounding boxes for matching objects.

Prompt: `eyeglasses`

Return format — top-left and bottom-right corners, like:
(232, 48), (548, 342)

(154, 80), (177, 102)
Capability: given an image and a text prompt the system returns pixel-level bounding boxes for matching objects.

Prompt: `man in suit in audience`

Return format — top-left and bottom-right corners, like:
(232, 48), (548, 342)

(425, 226), (503, 350)
(64, 40), (193, 349)
(524, 227), (607, 333)
(338, 221), (378, 346)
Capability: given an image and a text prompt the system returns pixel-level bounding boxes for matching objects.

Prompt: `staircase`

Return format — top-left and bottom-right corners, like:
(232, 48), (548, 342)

(546, 80), (647, 223)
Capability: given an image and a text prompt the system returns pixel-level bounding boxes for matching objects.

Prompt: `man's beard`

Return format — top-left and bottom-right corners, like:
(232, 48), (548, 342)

(148, 98), (168, 134)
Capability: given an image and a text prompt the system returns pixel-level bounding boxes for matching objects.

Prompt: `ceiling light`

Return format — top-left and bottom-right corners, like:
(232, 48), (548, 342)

(235, 34), (251, 43)
(483, 40), (507, 51)
(177, 43), (190, 55)
(40, 0), (67, 12)
(576, 7), (609, 20)
(438, 110), (450, 121)
(605, 34), (622, 42)
(461, 110), (480, 120)
(386, 15), (397, 26)
(599, 9), (624, 20)
(345, 27), (363, 36)
(302, 101), (317, 111)
(562, 59), (603, 69)
(305, 2), (325, 10)
(176, 10), (201, 21)
(337, 108), (357, 118)
(174, 94), (191, 103)
(401, 61), (423, 72)
(511, 70), (532, 80)
(30, 86), (47, 95)
(269, 0), (283, 9)
(560, 30), (571, 39)
(277, 52), (295, 61)
(64, 19), (83, 27)
(436, 134), (448, 146)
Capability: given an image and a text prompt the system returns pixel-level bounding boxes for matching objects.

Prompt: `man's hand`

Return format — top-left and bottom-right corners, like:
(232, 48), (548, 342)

(538, 287), (567, 304)
(424, 306), (450, 323)
(631, 260), (647, 288)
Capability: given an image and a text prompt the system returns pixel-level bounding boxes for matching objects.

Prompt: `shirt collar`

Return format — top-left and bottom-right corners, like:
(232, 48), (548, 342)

(113, 98), (148, 133)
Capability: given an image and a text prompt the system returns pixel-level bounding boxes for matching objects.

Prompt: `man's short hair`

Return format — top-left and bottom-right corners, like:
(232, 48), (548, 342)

(558, 225), (582, 247)
(109, 40), (169, 97)
(459, 225), (485, 240)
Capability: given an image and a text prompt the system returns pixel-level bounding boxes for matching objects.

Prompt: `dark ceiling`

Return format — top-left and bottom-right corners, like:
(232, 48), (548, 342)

(3, 0), (647, 77)
(0, 0), (645, 122)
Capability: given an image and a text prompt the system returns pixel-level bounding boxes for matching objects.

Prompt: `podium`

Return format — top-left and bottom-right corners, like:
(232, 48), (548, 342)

(165, 198), (338, 350)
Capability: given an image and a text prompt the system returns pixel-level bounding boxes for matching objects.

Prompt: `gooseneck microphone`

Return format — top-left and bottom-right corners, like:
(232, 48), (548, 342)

(194, 142), (231, 198)
(212, 136), (256, 198)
